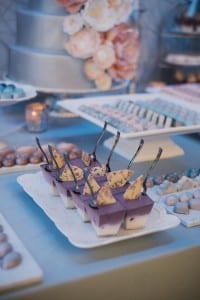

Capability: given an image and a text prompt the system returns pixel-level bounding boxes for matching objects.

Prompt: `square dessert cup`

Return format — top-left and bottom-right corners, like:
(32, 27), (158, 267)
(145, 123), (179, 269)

(115, 191), (154, 230)
(70, 174), (107, 222)
(84, 195), (126, 236)
(40, 163), (60, 196)
(54, 178), (85, 209)
(71, 187), (91, 222)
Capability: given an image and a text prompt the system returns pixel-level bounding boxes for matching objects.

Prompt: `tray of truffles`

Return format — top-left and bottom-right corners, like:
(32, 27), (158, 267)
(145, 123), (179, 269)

(0, 141), (81, 174)
(58, 93), (200, 138)
(0, 81), (37, 105)
(147, 169), (200, 227)
(0, 213), (43, 292)
(17, 128), (180, 248)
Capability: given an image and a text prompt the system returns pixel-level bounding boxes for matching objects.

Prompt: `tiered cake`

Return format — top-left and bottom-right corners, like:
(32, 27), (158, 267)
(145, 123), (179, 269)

(8, 0), (93, 92)
(8, 0), (139, 93)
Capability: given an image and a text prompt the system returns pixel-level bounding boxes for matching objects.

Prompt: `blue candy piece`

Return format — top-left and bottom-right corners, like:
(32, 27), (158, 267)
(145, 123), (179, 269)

(186, 168), (199, 178)
(0, 83), (6, 92)
(165, 172), (180, 183)
(1, 91), (13, 99)
(4, 84), (15, 93)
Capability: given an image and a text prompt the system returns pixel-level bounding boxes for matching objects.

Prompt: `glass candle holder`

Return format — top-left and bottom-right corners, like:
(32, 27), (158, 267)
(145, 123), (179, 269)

(25, 102), (49, 132)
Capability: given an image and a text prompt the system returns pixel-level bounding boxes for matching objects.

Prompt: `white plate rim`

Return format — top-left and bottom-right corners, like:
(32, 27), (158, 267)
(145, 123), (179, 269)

(0, 81), (37, 105)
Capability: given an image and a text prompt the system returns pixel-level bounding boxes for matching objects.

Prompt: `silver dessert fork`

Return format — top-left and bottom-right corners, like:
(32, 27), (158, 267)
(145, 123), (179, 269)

(143, 147), (163, 194)
(105, 131), (120, 172)
(127, 138), (144, 169)
(90, 121), (108, 161)
(35, 136), (51, 171)
(83, 169), (98, 209)
(63, 153), (80, 194)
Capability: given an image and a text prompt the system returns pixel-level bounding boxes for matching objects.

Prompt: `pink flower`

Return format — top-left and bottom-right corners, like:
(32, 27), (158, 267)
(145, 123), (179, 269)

(56, 0), (88, 13)
(106, 23), (140, 81)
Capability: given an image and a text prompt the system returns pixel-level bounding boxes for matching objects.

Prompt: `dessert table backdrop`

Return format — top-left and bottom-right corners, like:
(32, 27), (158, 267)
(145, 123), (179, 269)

(0, 0), (181, 91)
(0, 101), (200, 300)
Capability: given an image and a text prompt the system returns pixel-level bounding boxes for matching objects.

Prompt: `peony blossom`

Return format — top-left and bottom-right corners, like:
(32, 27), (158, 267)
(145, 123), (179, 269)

(82, 0), (134, 32)
(65, 28), (101, 58)
(82, 0), (115, 32)
(106, 23), (140, 81)
(84, 59), (104, 80)
(95, 72), (112, 90)
(93, 44), (116, 69)
(63, 13), (84, 35)
(56, 0), (88, 13)
(108, 0), (135, 25)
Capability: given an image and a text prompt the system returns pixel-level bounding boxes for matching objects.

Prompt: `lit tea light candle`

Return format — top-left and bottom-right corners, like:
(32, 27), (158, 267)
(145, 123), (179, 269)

(25, 102), (49, 132)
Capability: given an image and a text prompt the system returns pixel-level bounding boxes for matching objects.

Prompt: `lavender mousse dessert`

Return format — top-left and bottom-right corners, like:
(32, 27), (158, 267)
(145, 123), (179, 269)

(54, 164), (85, 209)
(116, 176), (154, 229)
(84, 183), (126, 236)
(40, 147), (65, 196)
(71, 174), (101, 222)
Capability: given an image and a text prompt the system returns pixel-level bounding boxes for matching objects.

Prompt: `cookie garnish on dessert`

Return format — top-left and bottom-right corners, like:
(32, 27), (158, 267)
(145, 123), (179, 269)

(83, 174), (100, 195)
(82, 151), (91, 167)
(123, 175), (143, 200)
(96, 183), (116, 206)
(106, 169), (133, 188)
(60, 165), (83, 182)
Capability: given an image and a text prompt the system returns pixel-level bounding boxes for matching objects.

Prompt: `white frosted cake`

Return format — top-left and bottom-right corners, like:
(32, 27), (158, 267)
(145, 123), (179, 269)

(8, 0), (94, 92)
(8, 0), (139, 93)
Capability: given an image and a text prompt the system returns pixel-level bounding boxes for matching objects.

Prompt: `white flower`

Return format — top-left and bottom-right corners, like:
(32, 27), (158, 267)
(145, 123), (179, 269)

(93, 44), (116, 69)
(63, 13), (84, 35)
(109, 0), (135, 24)
(65, 28), (101, 58)
(84, 59), (104, 80)
(82, 0), (115, 32)
(95, 72), (112, 90)
(82, 0), (134, 32)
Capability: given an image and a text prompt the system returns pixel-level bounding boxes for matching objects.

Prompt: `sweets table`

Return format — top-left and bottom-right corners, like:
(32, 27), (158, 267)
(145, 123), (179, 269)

(0, 102), (200, 300)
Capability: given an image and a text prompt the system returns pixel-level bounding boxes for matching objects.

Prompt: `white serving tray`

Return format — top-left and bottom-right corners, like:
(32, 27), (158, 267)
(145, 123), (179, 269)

(17, 171), (180, 249)
(0, 213), (43, 292)
(58, 93), (200, 139)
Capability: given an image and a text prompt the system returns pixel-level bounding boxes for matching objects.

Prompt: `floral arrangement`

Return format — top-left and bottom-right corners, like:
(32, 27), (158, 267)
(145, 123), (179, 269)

(56, 0), (140, 90)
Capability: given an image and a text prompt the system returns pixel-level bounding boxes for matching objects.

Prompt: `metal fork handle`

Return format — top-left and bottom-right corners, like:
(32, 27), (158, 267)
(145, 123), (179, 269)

(106, 131), (120, 172)
(63, 153), (78, 184)
(143, 147), (163, 194)
(36, 136), (50, 165)
(127, 138), (144, 169)
(83, 169), (98, 209)
(91, 121), (108, 161)
(48, 144), (60, 179)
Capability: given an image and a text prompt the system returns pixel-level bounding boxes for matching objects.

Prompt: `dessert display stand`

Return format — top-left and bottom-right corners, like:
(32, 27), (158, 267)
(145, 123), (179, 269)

(159, 1), (200, 84)
(58, 92), (200, 162)
(103, 134), (184, 163)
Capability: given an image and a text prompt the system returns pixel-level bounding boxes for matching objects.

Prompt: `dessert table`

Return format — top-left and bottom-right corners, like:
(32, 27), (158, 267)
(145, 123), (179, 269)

(0, 101), (200, 300)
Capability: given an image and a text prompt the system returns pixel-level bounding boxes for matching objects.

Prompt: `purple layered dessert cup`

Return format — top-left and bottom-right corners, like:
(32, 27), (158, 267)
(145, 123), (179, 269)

(40, 163), (61, 196)
(55, 164), (85, 209)
(84, 183), (126, 236)
(115, 176), (154, 229)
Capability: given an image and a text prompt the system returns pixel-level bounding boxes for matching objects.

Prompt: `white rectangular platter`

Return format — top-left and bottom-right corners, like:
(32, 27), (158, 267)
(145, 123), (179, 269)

(58, 93), (200, 139)
(0, 213), (43, 292)
(17, 172), (180, 249)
